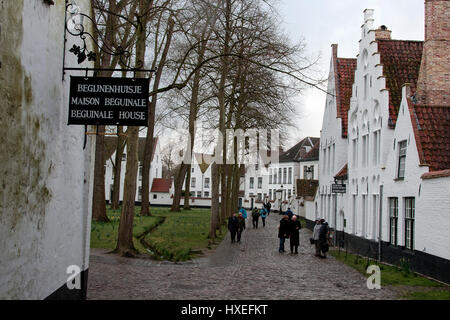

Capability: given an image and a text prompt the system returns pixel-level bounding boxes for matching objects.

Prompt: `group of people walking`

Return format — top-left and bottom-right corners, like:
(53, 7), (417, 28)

(228, 203), (271, 243)
(228, 206), (331, 259)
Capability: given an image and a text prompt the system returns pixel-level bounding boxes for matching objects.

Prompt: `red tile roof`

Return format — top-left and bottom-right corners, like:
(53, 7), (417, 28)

(409, 102), (450, 172)
(335, 57), (357, 138)
(334, 163), (348, 179)
(377, 40), (423, 127)
(421, 169), (450, 180)
(151, 178), (172, 193)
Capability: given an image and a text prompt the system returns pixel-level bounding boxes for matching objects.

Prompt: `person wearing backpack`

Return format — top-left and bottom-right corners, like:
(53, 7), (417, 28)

(260, 207), (268, 227)
(252, 207), (260, 229)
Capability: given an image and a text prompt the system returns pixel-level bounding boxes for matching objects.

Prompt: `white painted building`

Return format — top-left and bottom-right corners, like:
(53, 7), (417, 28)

(317, 44), (355, 233)
(183, 153), (213, 199)
(104, 137), (163, 204)
(267, 137), (319, 212)
(0, 0), (94, 299)
(316, 5), (450, 283)
(243, 163), (269, 209)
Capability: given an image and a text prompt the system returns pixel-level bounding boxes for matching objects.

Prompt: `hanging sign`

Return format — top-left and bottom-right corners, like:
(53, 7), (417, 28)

(332, 184), (346, 193)
(68, 76), (149, 126)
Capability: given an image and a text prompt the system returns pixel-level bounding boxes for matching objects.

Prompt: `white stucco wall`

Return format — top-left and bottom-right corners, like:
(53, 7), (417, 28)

(0, 0), (94, 299)
(416, 177), (450, 260)
(317, 47), (348, 229)
(346, 9), (392, 240)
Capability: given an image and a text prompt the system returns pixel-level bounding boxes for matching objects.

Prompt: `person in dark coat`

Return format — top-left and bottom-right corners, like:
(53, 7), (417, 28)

(278, 215), (290, 253)
(237, 213), (246, 243)
(228, 213), (239, 243)
(318, 220), (329, 258)
(252, 207), (260, 229)
(264, 201), (271, 216)
(289, 215), (302, 254)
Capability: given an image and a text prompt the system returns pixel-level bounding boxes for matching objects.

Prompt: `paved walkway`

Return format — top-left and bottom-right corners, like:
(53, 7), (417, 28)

(87, 214), (398, 299)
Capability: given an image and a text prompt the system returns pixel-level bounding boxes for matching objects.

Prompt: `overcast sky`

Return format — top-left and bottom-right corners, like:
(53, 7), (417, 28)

(278, 0), (425, 148)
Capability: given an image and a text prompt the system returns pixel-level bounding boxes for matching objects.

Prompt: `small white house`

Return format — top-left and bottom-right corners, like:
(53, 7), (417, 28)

(104, 137), (163, 204)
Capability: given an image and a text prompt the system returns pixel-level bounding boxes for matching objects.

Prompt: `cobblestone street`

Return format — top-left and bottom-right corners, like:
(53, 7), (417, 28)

(87, 214), (398, 300)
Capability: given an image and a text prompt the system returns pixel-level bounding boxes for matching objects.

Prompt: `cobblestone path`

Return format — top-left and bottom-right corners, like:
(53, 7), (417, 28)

(87, 214), (398, 299)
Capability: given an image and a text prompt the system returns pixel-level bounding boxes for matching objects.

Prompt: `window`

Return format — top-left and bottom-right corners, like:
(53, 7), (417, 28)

(122, 153), (126, 161)
(191, 177), (196, 188)
(197, 191), (202, 198)
(288, 167), (292, 184)
(250, 177), (254, 189)
(257, 193), (262, 201)
(398, 141), (407, 178)
(255, 164), (259, 171)
(269, 169), (272, 184)
(204, 191), (210, 198)
(362, 135), (369, 168)
(191, 167), (194, 173)
(138, 187), (142, 201)
(373, 130), (381, 165)
(283, 168), (287, 184)
(153, 194), (157, 199)
(304, 166), (314, 180)
(389, 198), (398, 246)
(258, 177), (262, 189)
(288, 189), (291, 199)
(138, 165), (143, 181)
(204, 177), (210, 188)
(189, 191), (195, 197)
(269, 189), (272, 201)
(278, 168), (282, 184)
(364, 74), (368, 100)
(352, 138), (358, 168)
(405, 198), (415, 250)
(361, 195), (367, 237)
(332, 144), (335, 174)
(274, 169), (277, 185)
(327, 146), (331, 174)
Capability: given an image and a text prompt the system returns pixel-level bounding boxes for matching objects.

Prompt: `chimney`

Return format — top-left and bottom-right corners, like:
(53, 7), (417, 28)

(375, 25), (392, 40)
(416, 0), (450, 106)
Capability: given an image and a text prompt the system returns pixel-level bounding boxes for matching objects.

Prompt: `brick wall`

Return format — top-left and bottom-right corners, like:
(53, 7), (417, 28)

(416, 0), (450, 106)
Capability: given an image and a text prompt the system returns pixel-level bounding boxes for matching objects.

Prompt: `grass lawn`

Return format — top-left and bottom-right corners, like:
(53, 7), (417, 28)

(142, 207), (227, 262)
(90, 207), (162, 255)
(90, 206), (227, 261)
(329, 249), (450, 300)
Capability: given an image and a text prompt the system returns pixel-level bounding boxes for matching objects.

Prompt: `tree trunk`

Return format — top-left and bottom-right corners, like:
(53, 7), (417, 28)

(183, 164), (192, 209)
(115, 127), (139, 256)
(209, 162), (220, 243)
(171, 163), (187, 212)
(111, 126), (125, 210)
(114, 0), (148, 256)
(140, 16), (174, 216)
(92, 125), (109, 221)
